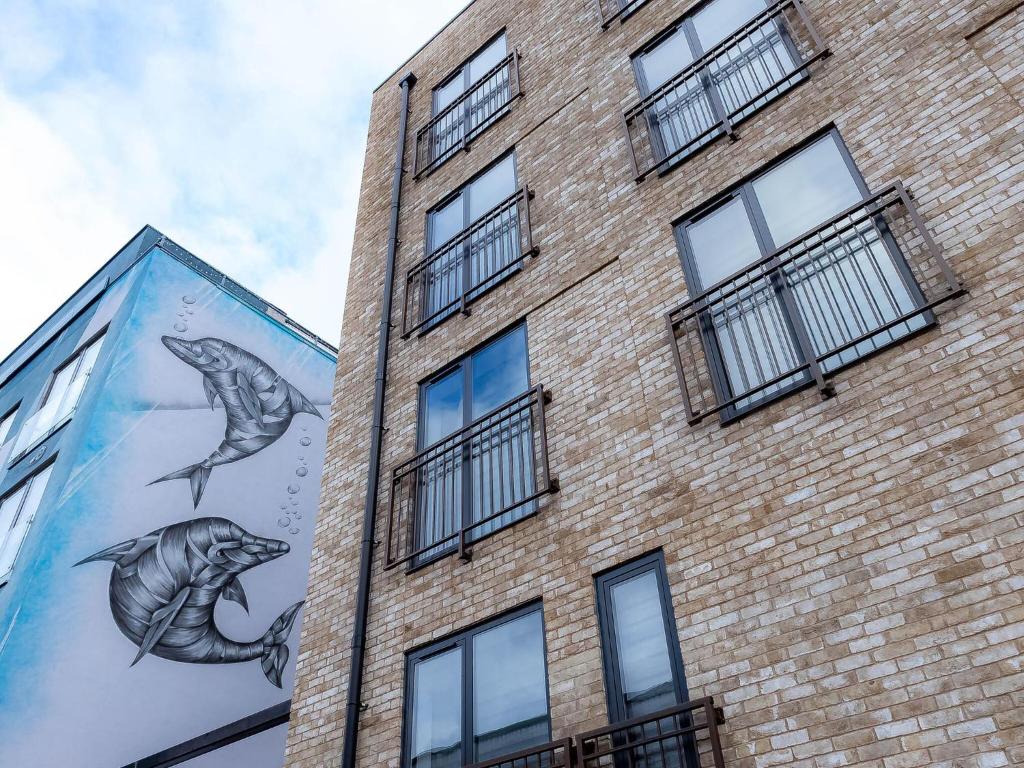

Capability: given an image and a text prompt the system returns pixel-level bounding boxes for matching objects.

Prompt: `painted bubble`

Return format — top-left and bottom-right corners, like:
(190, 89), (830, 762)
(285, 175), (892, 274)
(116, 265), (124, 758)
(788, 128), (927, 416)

(289, 527), (300, 535)
(287, 484), (300, 495)
(278, 517), (290, 528)
(299, 437), (311, 447)
(295, 467), (308, 477)
(293, 512), (302, 520)
(182, 295), (197, 304)
(173, 322), (188, 332)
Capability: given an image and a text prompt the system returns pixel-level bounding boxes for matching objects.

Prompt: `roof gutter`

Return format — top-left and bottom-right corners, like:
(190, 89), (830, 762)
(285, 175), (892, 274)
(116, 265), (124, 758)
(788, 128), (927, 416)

(341, 71), (417, 768)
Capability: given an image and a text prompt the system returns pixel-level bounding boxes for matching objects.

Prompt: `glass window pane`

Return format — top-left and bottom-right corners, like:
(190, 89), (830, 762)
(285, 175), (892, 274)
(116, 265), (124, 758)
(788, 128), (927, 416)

(471, 327), (529, 418)
(468, 155), (516, 222)
(609, 570), (677, 718)
(752, 134), (864, 247)
(78, 334), (105, 375)
(410, 648), (463, 768)
(0, 465), (53, 581)
(693, 0), (768, 49)
(687, 196), (764, 288)
(469, 34), (508, 83)
(472, 611), (548, 760)
(0, 409), (17, 445)
(423, 370), (464, 445)
(435, 73), (465, 113)
(638, 26), (695, 91)
(41, 362), (76, 409)
(430, 195), (466, 252)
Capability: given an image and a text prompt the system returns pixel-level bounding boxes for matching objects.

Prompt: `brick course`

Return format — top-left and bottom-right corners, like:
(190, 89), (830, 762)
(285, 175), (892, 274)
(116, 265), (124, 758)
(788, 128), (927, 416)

(287, 0), (1024, 766)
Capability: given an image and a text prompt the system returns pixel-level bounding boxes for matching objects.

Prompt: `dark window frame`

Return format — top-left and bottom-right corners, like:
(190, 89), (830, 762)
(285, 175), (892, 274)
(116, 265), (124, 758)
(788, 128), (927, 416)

(401, 600), (552, 768)
(0, 455), (57, 588)
(424, 149), (520, 253)
(35, 325), (108, 414)
(431, 29), (510, 117)
(595, 550), (689, 725)
(0, 403), (21, 446)
(672, 126), (932, 423)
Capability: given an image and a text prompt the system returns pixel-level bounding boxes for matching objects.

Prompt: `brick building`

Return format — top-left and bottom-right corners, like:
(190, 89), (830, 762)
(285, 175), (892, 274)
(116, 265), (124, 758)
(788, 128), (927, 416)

(287, 1), (1024, 767)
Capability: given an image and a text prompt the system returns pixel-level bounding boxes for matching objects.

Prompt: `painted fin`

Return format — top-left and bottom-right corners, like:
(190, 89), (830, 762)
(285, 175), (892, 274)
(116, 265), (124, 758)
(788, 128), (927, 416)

(74, 535), (158, 567)
(222, 576), (249, 613)
(289, 386), (322, 419)
(132, 587), (190, 666)
(260, 601), (303, 688)
(203, 376), (219, 409)
(236, 375), (265, 427)
(149, 464), (213, 508)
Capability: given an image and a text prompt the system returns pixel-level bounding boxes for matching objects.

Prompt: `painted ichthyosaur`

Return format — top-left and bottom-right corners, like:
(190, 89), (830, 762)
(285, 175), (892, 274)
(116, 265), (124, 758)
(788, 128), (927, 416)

(151, 336), (322, 507)
(75, 517), (302, 687)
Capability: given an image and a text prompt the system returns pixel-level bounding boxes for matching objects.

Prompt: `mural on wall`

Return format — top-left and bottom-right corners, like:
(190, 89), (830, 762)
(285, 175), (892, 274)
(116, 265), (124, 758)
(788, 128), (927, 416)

(74, 517), (303, 687)
(151, 336), (323, 507)
(0, 250), (335, 768)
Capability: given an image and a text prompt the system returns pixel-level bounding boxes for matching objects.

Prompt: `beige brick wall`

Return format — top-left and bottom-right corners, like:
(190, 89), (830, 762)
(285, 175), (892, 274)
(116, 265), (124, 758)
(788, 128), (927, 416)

(287, 0), (1024, 766)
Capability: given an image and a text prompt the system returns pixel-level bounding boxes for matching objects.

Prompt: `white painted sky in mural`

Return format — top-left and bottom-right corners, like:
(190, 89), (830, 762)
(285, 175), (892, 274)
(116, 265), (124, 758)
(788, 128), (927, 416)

(0, 0), (468, 359)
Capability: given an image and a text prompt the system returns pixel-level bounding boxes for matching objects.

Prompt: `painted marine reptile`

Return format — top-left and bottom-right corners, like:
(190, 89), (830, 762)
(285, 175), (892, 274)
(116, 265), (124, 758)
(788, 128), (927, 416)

(75, 517), (302, 687)
(151, 336), (322, 507)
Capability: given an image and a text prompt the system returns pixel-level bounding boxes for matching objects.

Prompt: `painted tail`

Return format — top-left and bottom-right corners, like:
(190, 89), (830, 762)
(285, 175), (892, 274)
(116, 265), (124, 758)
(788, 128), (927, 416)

(260, 601), (304, 688)
(149, 463), (212, 508)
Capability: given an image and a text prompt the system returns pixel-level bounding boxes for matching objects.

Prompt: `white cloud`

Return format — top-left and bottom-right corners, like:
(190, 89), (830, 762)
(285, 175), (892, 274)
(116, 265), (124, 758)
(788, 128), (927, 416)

(0, 0), (468, 359)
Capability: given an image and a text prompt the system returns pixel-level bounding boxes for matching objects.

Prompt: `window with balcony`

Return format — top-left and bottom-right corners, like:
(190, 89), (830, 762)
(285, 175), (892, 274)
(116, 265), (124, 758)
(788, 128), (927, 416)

(386, 324), (557, 570)
(404, 604), (551, 768)
(623, 0), (828, 181)
(11, 331), (105, 461)
(415, 33), (521, 177)
(403, 153), (537, 336)
(0, 463), (54, 586)
(597, 0), (652, 29)
(667, 130), (963, 424)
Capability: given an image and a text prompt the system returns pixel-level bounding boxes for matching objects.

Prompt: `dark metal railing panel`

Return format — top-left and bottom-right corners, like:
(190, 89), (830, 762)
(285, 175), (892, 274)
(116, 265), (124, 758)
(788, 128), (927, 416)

(666, 182), (964, 424)
(596, 0), (651, 29)
(402, 187), (537, 338)
(415, 51), (522, 179)
(576, 699), (726, 768)
(385, 385), (557, 570)
(468, 738), (575, 768)
(623, 0), (828, 181)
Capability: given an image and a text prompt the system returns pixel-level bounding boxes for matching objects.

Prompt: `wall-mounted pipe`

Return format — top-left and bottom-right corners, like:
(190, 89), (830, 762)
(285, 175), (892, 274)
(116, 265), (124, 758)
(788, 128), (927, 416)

(341, 71), (417, 768)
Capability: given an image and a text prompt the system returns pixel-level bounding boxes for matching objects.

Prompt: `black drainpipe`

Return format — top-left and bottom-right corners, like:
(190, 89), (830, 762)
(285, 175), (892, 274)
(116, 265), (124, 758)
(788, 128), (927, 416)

(341, 71), (416, 768)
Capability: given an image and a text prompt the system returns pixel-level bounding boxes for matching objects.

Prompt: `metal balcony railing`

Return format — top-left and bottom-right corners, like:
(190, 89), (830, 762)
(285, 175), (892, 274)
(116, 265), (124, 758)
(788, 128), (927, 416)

(415, 51), (522, 179)
(402, 186), (537, 338)
(576, 699), (726, 768)
(623, 0), (828, 182)
(596, 0), (651, 29)
(385, 385), (557, 570)
(666, 182), (965, 425)
(468, 738), (575, 768)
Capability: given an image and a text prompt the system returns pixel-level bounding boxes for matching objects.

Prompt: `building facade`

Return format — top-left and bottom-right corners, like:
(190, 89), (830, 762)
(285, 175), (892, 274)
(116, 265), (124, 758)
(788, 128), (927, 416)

(288, 1), (1024, 767)
(0, 227), (336, 767)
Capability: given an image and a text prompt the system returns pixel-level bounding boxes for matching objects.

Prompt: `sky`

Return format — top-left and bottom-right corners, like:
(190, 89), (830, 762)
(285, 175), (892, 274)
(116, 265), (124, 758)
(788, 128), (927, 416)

(0, 0), (469, 360)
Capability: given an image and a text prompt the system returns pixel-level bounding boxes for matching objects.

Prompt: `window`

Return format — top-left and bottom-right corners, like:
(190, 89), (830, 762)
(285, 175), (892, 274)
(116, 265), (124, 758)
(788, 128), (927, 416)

(673, 131), (931, 420)
(415, 324), (533, 562)
(417, 33), (518, 176)
(405, 605), (550, 768)
(0, 406), (18, 447)
(598, 0), (652, 29)
(412, 153), (525, 332)
(11, 331), (105, 459)
(0, 463), (54, 585)
(626, 0), (825, 179)
(596, 552), (689, 723)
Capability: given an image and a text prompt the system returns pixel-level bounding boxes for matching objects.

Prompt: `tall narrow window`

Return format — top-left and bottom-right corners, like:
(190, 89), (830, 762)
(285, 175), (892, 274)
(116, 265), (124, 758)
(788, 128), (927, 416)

(422, 153), (520, 328)
(675, 131), (928, 419)
(11, 331), (105, 459)
(0, 406), (19, 447)
(429, 33), (511, 166)
(632, 0), (803, 167)
(405, 605), (550, 768)
(596, 552), (688, 723)
(416, 324), (533, 563)
(0, 463), (54, 585)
